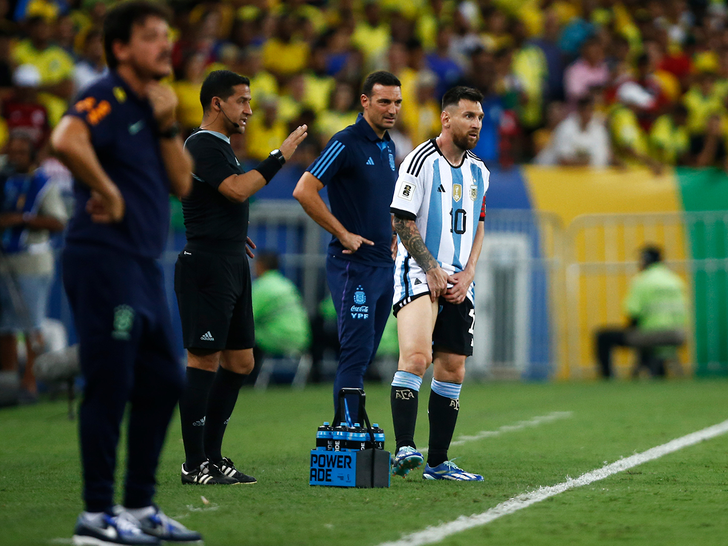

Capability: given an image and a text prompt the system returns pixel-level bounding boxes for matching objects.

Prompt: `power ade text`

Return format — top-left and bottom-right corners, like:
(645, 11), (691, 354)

(310, 452), (353, 484)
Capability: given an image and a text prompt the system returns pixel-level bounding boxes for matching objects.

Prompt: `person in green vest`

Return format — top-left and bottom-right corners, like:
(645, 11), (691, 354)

(595, 245), (688, 379)
(250, 251), (311, 382)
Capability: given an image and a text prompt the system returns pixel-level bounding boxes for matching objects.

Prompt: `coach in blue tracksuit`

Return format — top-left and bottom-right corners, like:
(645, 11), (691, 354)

(293, 70), (402, 421)
(51, 2), (201, 544)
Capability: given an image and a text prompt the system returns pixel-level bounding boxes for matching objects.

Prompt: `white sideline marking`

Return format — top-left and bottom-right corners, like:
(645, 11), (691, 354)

(420, 411), (572, 454)
(379, 419), (728, 546)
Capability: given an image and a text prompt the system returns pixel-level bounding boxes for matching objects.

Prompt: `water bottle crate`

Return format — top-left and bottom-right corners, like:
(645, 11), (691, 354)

(309, 448), (390, 488)
(309, 388), (391, 488)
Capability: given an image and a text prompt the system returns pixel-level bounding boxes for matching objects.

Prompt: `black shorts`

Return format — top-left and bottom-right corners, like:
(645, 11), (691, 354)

(174, 247), (254, 351)
(395, 292), (475, 356)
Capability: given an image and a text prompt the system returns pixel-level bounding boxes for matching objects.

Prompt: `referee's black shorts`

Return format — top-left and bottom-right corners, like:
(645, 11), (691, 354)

(174, 245), (254, 351)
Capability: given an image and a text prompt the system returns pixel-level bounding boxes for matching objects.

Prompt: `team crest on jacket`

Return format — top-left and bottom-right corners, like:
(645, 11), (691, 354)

(453, 184), (462, 203)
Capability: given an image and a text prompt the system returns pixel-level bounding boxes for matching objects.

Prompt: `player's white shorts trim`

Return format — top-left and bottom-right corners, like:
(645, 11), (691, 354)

(393, 252), (474, 311)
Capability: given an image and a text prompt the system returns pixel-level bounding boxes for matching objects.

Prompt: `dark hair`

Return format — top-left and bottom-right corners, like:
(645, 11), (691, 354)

(361, 70), (401, 97)
(441, 86), (484, 110)
(7, 129), (37, 161)
(256, 251), (279, 272)
(25, 15), (46, 28)
(200, 70), (250, 111)
(576, 95), (594, 109)
(103, 1), (171, 70)
(641, 245), (662, 267)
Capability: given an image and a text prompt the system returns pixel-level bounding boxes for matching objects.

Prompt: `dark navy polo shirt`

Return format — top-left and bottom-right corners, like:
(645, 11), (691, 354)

(306, 113), (397, 266)
(64, 70), (171, 260)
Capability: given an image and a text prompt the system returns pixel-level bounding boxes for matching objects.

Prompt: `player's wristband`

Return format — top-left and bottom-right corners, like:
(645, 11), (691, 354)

(255, 154), (284, 184)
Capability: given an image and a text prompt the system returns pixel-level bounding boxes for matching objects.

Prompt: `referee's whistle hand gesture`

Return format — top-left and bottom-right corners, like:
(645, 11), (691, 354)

(279, 124), (308, 161)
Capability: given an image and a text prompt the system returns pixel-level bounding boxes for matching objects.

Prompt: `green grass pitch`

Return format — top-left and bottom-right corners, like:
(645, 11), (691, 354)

(1, 379), (728, 545)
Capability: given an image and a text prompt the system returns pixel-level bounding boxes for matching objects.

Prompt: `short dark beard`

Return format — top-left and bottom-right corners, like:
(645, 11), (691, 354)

(452, 131), (478, 151)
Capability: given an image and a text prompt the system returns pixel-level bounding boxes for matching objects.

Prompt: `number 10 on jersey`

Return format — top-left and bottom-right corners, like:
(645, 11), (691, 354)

(450, 208), (467, 234)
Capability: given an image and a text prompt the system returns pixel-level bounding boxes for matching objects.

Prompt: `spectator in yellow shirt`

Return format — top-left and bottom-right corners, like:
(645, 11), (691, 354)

(172, 53), (206, 133)
(351, 1), (391, 72)
(245, 96), (288, 162)
(12, 16), (74, 126)
(237, 47), (278, 100)
(302, 41), (336, 114)
(277, 73), (306, 125)
(609, 83), (664, 174)
(650, 104), (690, 165)
(402, 70), (441, 145)
(315, 80), (359, 145)
(682, 70), (724, 135)
(262, 13), (310, 81)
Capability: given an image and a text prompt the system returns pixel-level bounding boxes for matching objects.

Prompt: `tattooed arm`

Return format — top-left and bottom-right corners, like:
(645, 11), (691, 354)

(394, 215), (452, 301)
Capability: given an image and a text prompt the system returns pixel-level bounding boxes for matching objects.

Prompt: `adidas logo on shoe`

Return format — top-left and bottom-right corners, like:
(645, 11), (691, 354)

(217, 457), (257, 484)
(181, 460), (238, 485)
(200, 331), (214, 341)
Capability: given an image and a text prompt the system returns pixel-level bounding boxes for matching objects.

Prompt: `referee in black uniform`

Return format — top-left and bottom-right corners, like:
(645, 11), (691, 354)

(176, 70), (307, 484)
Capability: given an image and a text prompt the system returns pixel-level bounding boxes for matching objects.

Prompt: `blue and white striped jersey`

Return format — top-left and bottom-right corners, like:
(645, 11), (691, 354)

(390, 138), (489, 303)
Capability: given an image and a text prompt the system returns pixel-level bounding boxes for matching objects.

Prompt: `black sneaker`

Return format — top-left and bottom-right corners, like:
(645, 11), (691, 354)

(181, 460), (238, 485)
(216, 457), (257, 484)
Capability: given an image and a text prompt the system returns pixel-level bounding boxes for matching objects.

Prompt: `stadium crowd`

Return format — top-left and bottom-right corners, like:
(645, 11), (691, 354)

(1, 0), (728, 403)
(0, 0), (724, 172)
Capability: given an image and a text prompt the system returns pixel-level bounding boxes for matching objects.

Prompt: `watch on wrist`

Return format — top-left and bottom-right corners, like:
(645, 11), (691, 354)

(270, 148), (286, 166)
(158, 122), (180, 139)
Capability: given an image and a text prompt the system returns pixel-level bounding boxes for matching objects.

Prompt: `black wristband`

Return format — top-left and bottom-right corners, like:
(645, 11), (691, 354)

(158, 122), (180, 139)
(254, 155), (283, 184)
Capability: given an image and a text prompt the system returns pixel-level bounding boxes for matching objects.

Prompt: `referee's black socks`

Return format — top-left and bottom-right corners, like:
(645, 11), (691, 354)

(204, 367), (246, 463)
(179, 367), (216, 470)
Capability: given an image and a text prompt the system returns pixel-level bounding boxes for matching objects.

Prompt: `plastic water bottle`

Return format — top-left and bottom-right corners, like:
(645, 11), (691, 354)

(316, 422), (333, 451)
(332, 422), (347, 451)
(350, 423), (367, 451)
(371, 423), (385, 450)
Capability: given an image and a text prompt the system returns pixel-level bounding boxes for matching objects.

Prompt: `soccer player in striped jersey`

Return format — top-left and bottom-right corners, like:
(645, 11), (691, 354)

(388, 86), (489, 481)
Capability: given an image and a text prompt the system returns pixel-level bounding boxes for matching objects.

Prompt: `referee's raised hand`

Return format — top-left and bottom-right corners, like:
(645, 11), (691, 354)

(279, 124), (308, 161)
